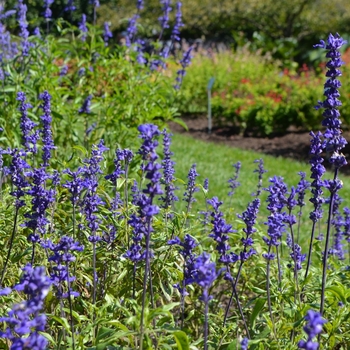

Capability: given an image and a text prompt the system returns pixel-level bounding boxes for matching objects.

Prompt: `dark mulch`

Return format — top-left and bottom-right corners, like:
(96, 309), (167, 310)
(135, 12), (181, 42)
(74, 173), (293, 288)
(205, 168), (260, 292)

(169, 115), (350, 175)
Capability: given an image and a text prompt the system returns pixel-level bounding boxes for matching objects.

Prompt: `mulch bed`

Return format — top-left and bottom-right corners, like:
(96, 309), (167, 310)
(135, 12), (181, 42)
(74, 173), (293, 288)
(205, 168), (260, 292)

(168, 115), (350, 176)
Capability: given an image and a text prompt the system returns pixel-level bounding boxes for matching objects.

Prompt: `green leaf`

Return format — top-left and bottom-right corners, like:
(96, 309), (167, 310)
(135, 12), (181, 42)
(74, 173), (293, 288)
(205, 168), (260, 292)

(250, 298), (266, 329)
(171, 117), (188, 131)
(326, 285), (346, 304)
(173, 330), (190, 350)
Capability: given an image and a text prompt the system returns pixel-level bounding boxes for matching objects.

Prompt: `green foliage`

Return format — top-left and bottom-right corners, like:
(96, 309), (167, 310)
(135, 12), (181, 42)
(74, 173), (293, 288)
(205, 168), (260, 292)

(175, 48), (350, 135)
(0, 20), (179, 163)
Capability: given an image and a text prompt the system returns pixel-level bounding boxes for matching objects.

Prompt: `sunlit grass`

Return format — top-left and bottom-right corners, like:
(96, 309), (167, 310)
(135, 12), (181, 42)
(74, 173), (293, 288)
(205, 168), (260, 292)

(171, 132), (350, 249)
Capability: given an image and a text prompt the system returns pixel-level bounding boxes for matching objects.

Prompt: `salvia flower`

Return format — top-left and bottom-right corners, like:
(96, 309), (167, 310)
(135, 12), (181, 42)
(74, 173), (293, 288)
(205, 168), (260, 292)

(252, 158), (267, 197)
(208, 197), (237, 267)
(241, 337), (249, 350)
(125, 14), (139, 47)
(228, 161), (241, 197)
(160, 129), (178, 209)
(237, 198), (260, 262)
(43, 0), (54, 19)
(39, 91), (55, 167)
(79, 95), (92, 114)
(23, 167), (56, 242)
(159, 0), (172, 33)
(8, 148), (30, 209)
(79, 14), (88, 42)
(170, 2), (184, 43)
(175, 46), (193, 89)
(17, 92), (39, 154)
(183, 163), (199, 206)
(82, 140), (108, 236)
(64, 0), (76, 12)
(343, 207), (350, 243)
(329, 193), (345, 259)
(63, 167), (87, 206)
(309, 131), (326, 222)
(298, 310), (327, 350)
(296, 172), (310, 216)
(168, 234), (198, 296)
(43, 236), (83, 298)
(137, 0), (144, 11)
(193, 252), (219, 303)
(17, 0), (30, 56)
(103, 22), (113, 46)
(314, 33), (347, 169)
(59, 64), (68, 76)
(286, 235), (306, 270)
(0, 264), (52, 349)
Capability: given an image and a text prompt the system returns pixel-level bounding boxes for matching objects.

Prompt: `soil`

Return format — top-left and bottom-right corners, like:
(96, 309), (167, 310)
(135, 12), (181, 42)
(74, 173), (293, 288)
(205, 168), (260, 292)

(169, 115), (350, 175)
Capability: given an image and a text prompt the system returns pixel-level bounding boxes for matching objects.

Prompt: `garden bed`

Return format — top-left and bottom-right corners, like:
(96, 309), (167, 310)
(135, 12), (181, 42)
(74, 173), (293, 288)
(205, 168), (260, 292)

(170, 114), (350, 175)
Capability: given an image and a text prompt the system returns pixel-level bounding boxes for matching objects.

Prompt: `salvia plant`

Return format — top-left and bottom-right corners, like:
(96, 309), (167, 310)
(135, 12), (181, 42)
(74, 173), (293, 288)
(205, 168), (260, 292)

(0, 1), (350, 348)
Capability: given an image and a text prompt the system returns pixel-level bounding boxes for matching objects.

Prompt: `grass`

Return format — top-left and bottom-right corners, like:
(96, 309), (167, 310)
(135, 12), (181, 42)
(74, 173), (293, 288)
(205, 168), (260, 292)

(171, 132), (350, 248)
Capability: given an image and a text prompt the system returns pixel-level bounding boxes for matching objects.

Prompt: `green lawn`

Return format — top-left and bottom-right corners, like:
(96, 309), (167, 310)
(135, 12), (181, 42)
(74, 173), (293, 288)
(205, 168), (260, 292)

(170, 132), (350, 248)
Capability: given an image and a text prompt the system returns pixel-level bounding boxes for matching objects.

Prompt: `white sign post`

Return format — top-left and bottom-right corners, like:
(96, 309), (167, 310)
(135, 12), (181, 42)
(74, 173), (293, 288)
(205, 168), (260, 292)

(207, 77), (215, 134)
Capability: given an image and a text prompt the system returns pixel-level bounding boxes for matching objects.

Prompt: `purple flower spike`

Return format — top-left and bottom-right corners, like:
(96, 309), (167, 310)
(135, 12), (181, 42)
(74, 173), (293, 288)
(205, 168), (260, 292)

(241, 337), (249, 350)
(183, 163), (199, 206)
(237, 198), (260, 262)
(39, 91), (56, 167)
(252, 158), (267, 197)
(17, 0), (31, 56)
(79, 14), (88, 42)
(309, 131), (326, 222)
(175, 46), (194, 89)
(298, 310), (327, 350)
(43, 0), (54, 19)
(168, 234), (198, 296)
(17, 92), (39, 154)
(208, 197), (237, 266)
(193, 252), (219, 302)
(228, 161), (241, 197)
(79, 95), (93, 114)
(159, 0), (172, 33)
(103, 22), (113, 46)
(0, 264), (52, 348)
(160, 130), (178, 209)
(314, 33), (347, 168)
(65, 0), (76, 12)
(171, 2), (184, 43)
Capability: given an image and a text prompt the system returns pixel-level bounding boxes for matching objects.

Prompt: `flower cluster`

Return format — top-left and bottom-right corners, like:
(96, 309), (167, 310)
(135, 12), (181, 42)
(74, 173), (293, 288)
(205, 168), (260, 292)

(160, 130), (178, 209)
(298, 310), (327, 350)
(309, 131), (326, 223)
(43, 236), (83, 298)
(252, 158), (267, 197)
(175, 46), (193, 89)
(17, 0), (30, 56)
(263, 176), (288, 260)
(39, 91), (55, 167)
(207, 197), (237, 267)
(79, 14), (88, 42)
(193, 252), (219, 303)
(103, 22), (113, 46)
(0, 264), (52, 348)
(168, 234), (198, 296)
(228, 161), (241, 197)
(24, 167), (57, 243)
(79, 95), (92, 114)
(17, 91), (39, 154)
(170, 1), (184, 43)
(237, 198), (260, 262)
(314, 33), (347, 169)
(296, 171), (310, 217)
(183, 163), (199, 207)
